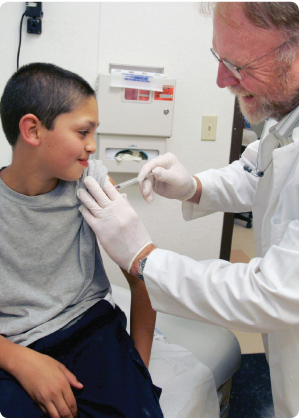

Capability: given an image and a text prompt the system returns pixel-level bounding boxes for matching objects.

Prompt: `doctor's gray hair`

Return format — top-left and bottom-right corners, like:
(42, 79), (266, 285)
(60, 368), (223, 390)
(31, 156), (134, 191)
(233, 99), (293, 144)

(0, 63), (95, 146)
(236, 3), (298, 65)
(238, 3), (298, 38)
(203, 2), (299, 64)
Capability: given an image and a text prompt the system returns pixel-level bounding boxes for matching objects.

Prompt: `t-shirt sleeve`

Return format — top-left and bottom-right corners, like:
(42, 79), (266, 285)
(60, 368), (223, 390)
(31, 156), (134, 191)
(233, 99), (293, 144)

(83, 159), (108, 187)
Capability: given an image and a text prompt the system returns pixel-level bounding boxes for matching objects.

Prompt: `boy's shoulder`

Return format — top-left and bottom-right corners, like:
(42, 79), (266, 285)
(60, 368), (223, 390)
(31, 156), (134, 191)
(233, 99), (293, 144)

(79, 160), (108, 188)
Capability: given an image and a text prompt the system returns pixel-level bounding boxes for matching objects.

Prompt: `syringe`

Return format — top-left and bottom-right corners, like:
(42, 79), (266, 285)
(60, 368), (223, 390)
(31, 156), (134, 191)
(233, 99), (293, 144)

(115, 173), (154, 190)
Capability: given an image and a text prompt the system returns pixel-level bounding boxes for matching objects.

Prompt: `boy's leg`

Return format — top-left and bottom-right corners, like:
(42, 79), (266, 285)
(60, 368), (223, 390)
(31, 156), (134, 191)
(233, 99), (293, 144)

(44, 300), (163, 418)
(0, 369), (44, 418)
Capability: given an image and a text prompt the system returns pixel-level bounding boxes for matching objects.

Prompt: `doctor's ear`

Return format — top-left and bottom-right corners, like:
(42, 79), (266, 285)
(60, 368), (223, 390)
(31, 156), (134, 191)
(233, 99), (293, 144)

(19, 114), (43, 147)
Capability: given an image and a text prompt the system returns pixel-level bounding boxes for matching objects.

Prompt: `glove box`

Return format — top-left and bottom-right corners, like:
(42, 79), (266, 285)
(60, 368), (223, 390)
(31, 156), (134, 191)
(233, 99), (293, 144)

(97, 135), (166, 173)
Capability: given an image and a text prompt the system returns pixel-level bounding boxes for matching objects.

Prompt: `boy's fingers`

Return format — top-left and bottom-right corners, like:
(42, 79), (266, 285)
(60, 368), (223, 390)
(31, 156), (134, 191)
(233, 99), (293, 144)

(44, 401), (61, 418)
(61, 365), (84, 390)
(58, 365), (81, 417)
(51, 396), (74, 418)
(62, 388), (78, 418)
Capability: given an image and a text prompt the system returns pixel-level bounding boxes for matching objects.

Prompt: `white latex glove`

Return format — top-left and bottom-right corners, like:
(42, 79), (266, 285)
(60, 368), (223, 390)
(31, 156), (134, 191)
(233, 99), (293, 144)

(138, 153), (197, 203)
(77, 176), (153, 272)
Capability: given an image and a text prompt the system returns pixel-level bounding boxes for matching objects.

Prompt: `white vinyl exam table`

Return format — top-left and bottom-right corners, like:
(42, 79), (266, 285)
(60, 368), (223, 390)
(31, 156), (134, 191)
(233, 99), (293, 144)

(111, 284), (241, 418)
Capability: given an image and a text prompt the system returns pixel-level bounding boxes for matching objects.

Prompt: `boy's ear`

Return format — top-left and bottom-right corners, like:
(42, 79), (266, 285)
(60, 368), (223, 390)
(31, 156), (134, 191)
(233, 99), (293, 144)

(19, 114), (43, 147)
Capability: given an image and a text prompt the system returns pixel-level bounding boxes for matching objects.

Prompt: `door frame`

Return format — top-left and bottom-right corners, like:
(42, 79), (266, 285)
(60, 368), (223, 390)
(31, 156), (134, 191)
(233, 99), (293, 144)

(219, 98), (244, 261)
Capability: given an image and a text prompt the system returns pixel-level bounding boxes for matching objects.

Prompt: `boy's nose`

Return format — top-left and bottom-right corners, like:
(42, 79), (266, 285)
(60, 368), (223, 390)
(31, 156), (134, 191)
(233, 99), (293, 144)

(85, 135), (97, 154)
(216, 63), (240, 89)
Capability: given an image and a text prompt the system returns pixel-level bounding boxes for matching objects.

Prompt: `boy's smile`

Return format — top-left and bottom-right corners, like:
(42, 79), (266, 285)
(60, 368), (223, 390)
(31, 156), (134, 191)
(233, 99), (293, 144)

(78, 159), (89, 168)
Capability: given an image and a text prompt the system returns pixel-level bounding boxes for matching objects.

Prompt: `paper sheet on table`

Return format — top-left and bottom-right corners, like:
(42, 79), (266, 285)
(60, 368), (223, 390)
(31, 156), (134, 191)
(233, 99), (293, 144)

(149, 339), (220, 418)
(110, 68), (164, 91)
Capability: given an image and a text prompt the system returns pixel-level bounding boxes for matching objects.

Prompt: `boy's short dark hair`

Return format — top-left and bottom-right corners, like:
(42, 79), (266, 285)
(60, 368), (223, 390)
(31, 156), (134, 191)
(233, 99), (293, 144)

(0, 63), (96, 146)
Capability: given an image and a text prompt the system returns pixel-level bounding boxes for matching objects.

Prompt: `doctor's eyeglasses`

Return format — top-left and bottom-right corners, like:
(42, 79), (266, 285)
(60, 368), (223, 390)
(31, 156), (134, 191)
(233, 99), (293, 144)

(210, 38), (296, 81)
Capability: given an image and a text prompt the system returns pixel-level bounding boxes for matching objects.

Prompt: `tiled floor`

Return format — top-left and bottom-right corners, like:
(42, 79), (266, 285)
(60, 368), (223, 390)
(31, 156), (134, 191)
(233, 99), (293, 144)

(229, 219), (265, 354)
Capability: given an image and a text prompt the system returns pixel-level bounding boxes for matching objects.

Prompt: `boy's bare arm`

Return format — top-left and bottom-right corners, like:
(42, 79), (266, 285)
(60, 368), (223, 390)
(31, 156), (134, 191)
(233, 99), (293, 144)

(107, 175), (155, 367)
(0, 335), (83, 417)
(121, 269), (156, 368)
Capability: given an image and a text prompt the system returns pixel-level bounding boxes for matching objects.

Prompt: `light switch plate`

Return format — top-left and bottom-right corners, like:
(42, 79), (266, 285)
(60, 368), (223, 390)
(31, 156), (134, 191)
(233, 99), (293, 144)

(201, 115), (217, 141)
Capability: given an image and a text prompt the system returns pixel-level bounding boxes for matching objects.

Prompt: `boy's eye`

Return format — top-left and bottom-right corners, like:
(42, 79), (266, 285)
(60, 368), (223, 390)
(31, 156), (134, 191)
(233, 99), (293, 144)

(79, 130), (89, 137)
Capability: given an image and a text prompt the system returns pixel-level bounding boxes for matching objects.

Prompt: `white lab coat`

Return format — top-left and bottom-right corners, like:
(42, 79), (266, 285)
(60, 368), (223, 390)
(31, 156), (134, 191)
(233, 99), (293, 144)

(144, 119), (299, 417)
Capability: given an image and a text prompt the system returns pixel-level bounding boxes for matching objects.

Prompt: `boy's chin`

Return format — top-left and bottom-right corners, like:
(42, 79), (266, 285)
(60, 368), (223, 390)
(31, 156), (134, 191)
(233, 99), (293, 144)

(59, 172), (86, 182)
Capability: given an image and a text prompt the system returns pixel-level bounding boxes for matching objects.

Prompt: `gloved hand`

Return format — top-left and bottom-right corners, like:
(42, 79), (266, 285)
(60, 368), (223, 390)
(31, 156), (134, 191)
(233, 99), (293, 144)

(138, 152), (197, 203)
(77, 176), (153, 272)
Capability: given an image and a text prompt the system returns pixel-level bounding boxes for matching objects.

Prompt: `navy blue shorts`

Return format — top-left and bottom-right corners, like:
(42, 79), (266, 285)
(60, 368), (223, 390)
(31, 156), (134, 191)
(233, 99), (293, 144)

(0, 300), (163, 418)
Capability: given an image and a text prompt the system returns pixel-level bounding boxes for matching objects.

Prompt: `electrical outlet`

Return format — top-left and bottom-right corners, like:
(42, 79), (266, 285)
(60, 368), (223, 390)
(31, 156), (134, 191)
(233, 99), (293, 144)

(26, 2), (43, 34)
(27, 18), (42, 34)
(201, 115), (217, 141)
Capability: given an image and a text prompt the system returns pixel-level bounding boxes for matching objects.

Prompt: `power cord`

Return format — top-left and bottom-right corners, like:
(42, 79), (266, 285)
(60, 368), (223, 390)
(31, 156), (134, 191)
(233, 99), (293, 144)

(17, 12), (26, 70)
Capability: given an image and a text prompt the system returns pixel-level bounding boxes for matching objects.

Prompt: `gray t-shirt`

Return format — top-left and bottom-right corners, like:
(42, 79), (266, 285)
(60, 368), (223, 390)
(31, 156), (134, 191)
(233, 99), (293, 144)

(0, 160), (111, 346)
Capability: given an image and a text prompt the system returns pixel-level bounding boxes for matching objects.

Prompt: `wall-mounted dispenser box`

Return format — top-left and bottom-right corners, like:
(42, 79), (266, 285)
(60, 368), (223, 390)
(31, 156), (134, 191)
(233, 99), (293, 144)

(95, 64), (175, 173)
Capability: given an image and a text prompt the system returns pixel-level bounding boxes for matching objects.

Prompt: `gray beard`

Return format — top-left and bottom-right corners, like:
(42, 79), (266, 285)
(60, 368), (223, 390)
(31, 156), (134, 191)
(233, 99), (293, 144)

(234, 91), (299, 124)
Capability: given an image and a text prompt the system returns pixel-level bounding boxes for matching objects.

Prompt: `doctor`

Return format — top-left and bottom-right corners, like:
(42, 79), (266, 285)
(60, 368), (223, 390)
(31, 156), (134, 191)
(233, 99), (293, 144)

(78, 3), (299, 417)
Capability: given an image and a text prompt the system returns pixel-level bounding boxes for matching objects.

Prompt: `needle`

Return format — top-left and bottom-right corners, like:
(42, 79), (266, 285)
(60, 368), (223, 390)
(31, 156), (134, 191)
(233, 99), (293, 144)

(115, 173), (154, 190)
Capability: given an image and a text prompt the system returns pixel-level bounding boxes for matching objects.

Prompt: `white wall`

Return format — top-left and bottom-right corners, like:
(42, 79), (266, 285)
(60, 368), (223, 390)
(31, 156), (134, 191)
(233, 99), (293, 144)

(0, 2), (235, 288)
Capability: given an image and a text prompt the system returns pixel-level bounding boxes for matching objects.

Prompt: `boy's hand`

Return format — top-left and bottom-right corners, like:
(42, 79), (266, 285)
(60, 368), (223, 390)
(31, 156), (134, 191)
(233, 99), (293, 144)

(12, 346), (83, 417)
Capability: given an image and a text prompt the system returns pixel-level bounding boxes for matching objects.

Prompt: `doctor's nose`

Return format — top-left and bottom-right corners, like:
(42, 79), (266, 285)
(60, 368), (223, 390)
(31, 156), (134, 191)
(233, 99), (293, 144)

(216, 63), (240, 89)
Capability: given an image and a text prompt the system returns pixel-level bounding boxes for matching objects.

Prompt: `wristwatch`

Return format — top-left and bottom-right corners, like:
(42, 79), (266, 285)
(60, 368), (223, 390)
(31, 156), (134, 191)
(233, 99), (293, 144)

(138, 257), (147, 281)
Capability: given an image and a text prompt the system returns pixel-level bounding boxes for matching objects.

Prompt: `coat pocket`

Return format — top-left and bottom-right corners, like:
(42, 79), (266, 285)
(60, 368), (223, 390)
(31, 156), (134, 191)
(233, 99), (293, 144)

(270, 218), (291, 246)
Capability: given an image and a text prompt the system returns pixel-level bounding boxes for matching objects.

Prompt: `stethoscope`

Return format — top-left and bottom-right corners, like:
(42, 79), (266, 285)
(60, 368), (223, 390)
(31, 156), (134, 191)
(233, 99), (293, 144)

(243, 139), (277, 178)
(243, 106), (299, 178)
(243, 164), (269, 178)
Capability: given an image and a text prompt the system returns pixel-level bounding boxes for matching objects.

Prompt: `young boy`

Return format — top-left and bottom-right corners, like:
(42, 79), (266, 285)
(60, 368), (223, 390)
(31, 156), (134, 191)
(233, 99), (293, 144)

(0, 63), (163, 418)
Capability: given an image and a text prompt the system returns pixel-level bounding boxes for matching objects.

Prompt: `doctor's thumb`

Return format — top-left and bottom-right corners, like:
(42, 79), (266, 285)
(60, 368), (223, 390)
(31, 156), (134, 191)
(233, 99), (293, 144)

(152, 167), (170, 182)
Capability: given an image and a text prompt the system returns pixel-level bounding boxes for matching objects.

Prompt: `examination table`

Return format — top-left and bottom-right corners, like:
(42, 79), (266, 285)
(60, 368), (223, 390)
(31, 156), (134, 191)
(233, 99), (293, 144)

(111, 284), (241, 418)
